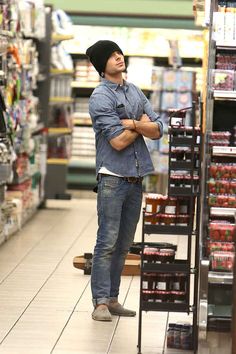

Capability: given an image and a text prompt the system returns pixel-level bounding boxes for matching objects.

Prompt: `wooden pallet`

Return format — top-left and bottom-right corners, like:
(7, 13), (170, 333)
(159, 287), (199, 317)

(73, 253), (141, 276)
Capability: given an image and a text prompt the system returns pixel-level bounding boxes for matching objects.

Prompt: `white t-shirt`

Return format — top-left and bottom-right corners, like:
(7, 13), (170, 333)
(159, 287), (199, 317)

(98, 166), (122, 177)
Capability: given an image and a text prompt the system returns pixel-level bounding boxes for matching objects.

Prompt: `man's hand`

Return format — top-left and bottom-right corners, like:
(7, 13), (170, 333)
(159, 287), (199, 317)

(140, 114), (151, 123)
(120, 119), (136, 130)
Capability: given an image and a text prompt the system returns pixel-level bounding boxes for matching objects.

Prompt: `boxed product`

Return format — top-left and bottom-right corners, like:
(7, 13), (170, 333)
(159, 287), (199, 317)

(212, 12), (225, 41)
(210, 251), (234, 272)
(208, 163), (236, 179)
(207, 241), (235, 255)
(209, 131), (231, 146)
(209, 222), (235, 242)
(208, 179), (236, 194)
(208, 194), (236, 207)
(211, 69), (235, 91)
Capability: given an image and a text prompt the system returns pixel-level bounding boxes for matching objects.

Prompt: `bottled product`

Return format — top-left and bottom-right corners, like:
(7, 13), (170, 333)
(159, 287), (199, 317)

(167, 323), (175, 348)
(173, 323), (182, 349)
(173, 273), (187, 292)
(142, 273), (156, 290)
(180, 324), (193, 350)
(171, 290), (186, 303)
(156, 273), (173, 291)
(155, 290), (170, 302)
(157, 248), (175, 263)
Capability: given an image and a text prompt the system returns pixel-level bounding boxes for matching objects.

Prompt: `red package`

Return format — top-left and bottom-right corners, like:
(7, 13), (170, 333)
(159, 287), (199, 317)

(207, 241), (235, 255)
(209, 222), (235, 242)
(210, 251), (234, 272)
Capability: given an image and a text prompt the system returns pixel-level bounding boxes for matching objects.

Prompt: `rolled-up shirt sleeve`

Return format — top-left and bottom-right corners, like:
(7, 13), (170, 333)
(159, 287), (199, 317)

(89, 93), (124, 141)
(138, 89), (163, 138)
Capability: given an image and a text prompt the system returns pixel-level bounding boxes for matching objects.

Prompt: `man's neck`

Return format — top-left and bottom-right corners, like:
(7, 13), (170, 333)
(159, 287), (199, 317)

(104, 73), (123, 85)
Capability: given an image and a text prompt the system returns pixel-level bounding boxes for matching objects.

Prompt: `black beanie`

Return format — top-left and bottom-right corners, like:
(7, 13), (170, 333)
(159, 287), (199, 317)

(86, 40), (123, 76)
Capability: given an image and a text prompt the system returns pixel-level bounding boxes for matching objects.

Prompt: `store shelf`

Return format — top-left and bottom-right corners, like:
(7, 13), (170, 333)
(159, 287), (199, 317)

(68, 158), (95, 169)
(71, 80), (153, 92)
(169, 186), (199, 197)
(49, 97), (74, 103)
(48, 127), (72, 135)
(216, 41), (236, 49)
(144, 224), (192, 235)
(208, 304), (232, 319)
(171, 136), (197, 146)
(72, 112), (90, 119)
(71, 81), (98, 89)
(210, 207), (236, 217)
(47, 159), (69, 165)
(73, 118), (92, 126)
(142, 260), (189, 273)
(50, 68), (74, 75)
(208, 271), (233, 285)
(141, 301), (189, 313)
(213, 90), (236, 100)
(169, 161), (193, 170)
(212, 146), (236, 157)
(51, 33), (74, 44)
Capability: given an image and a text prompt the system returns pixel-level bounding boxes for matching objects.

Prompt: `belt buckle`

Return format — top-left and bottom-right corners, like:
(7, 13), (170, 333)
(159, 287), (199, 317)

(127, 177), (138, 183)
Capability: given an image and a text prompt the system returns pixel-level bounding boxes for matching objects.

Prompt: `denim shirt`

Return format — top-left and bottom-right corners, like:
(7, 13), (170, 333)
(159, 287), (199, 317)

(89, 78), (163, 177)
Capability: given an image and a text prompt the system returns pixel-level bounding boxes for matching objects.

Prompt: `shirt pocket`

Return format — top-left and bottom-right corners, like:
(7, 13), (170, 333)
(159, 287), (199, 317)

(116, 104), (127, 119)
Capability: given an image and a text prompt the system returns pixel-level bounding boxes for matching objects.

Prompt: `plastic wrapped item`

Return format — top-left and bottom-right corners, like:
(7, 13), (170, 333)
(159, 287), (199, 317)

(210, 251), (234, 272)
(142, 290), (155, 302)
(143, 247), (159, 263)
(171, 290), (186, 303)
(208, 194), (236, 208)
(209, 131), (231, 146)
(167, 323), (193, 349)
(145, 193), (164, 213)
(157, 249), (175, 263)
(209, 222), (235, 242)
(160, 214), (177, 225)
(211, 69), (235, 91)
(207, 241), (235, 255)
(208, 179), (236, 194)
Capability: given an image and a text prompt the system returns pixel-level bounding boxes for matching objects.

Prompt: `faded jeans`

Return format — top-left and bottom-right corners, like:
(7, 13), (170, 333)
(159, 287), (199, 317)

(91, 174), (143, 307)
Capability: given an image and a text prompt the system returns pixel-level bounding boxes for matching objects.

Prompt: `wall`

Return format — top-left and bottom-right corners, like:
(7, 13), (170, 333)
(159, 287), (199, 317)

(46, 0), (194, 18)
(47, 0), (198, 29)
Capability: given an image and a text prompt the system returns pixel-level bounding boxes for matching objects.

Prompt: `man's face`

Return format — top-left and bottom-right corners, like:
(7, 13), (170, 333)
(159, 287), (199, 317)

(105, 51), (126, 75)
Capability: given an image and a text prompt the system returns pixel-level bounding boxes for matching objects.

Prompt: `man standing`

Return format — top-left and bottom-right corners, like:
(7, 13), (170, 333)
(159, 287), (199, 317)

(86, 40), (163, 321)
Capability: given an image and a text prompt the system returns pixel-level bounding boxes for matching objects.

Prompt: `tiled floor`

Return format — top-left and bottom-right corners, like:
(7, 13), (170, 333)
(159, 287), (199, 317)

(0, 198), (232, 354)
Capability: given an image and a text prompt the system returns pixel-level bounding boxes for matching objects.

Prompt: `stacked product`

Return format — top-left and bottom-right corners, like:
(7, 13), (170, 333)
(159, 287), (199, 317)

(167, 322), (193, 350)
(213, 2), (236, 42)
(74, 59), (99, 84)
(71, 127), (95, 158)
(145, 194), (191, 226)
(206, 129), (236, 273)
(47, 8), (74, 168)
(149, 69), (196, 179)
(0, 0), (47, 242)
(208, 162), (236, 208)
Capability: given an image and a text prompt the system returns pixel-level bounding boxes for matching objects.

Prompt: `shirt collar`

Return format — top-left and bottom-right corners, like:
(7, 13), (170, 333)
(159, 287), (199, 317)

(101, 78), (129, 92)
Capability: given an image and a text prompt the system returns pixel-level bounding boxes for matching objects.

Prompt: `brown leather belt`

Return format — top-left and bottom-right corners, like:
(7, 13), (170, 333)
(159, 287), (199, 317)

(100, 174), (143, 184)
(122, 176), (143, 184)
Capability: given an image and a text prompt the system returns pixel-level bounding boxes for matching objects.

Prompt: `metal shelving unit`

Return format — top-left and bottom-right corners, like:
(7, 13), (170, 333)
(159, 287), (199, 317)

(198, 0), (236, 343)
(137, 104), (202, 354)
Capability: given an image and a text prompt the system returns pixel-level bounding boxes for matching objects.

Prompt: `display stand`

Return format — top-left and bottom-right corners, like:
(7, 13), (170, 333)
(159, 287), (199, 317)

(198, 0), (236, 341)
(137, 103), (202, 353)
(44, 10), (74, 200)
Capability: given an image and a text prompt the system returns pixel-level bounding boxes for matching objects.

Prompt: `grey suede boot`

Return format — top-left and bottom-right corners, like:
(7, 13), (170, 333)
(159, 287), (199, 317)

(108, 302), (136, 317)
(92, 305), (112, 321)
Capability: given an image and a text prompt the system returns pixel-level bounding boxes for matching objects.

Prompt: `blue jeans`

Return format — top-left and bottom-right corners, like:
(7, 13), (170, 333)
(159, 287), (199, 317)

(91, 175), (143, 306)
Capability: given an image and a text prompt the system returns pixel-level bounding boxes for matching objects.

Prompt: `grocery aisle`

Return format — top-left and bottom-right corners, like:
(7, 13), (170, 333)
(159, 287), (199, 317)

(0, 198), (230, 354)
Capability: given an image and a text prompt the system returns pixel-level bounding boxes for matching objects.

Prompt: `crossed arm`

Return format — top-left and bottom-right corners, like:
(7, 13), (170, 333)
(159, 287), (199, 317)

(110, 114), (162, 151)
